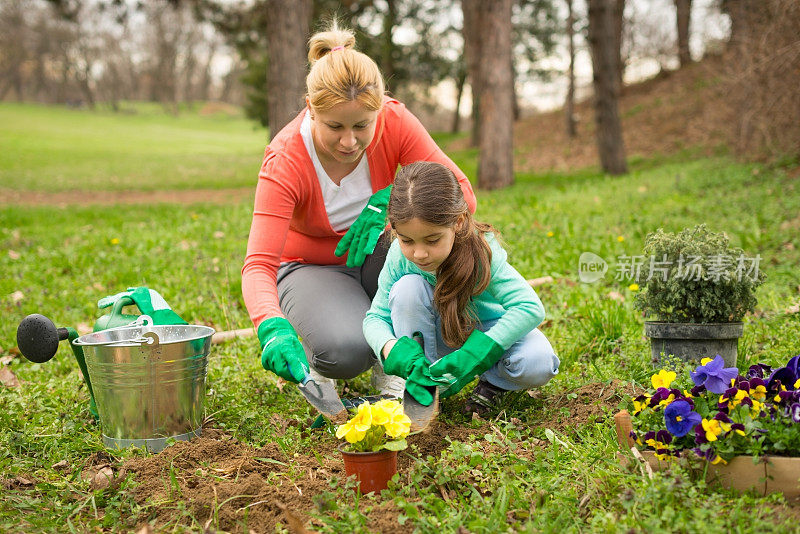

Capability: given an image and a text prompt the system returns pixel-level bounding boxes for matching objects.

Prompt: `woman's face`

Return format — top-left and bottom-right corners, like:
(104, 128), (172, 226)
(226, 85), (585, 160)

(309, 99), (378, 167)
(393, 217), (456, 273)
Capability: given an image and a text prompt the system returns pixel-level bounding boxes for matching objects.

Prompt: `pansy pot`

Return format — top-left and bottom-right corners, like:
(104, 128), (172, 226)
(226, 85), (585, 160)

(338, 443), (398, 494)
(644, 321), (743, 368)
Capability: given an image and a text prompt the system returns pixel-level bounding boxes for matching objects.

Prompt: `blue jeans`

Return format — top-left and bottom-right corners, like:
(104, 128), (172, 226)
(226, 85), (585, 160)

(388, 274), (560, 391)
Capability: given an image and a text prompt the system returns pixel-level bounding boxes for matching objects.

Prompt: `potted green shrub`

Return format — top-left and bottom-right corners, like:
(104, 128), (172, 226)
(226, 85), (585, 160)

(633, 224), (765, 367)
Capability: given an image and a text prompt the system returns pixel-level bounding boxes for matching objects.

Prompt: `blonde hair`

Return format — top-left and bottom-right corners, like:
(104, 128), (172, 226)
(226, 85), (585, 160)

(306, 23), (385, 112)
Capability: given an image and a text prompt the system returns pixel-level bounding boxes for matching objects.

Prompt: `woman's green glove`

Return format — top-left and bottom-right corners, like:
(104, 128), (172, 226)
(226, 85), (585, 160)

(383, 336), (452, 406)
(429, 330), (505, 399)
(334, 186), (392, 267)
(257, 317), (309, 383)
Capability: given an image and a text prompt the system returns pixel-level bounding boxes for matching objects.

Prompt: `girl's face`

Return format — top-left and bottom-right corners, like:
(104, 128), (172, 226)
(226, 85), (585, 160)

(308, 98), (378, 167)
(393, 217), (456, 273)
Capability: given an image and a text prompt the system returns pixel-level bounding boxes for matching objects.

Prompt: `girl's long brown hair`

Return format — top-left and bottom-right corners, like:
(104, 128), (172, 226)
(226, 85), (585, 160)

(388, 162), (495, 347)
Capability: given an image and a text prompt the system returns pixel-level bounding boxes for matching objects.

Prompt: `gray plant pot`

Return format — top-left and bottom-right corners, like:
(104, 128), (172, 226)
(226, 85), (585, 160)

(644, 321), (744, 368)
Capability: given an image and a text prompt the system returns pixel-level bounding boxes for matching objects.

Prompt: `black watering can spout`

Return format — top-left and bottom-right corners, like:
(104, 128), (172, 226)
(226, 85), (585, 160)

(16, 313), (99, 419)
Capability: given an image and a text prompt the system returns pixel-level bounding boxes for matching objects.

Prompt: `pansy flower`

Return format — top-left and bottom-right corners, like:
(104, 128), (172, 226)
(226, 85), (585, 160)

(767, 355), (799, 392)
(651, 369), (677, 389)
(664, 400), (702, 437)
(790, 403), (800, 423)
(700, 418), (726, 442)
(747, 363), (772, 380)
(691, 355), (739, 394)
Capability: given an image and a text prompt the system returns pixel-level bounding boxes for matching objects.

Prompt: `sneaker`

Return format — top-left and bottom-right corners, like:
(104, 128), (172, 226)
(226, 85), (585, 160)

(370, 361), (406, 399)
(463, 379), (509, 417)
(307, 365), (337, 389)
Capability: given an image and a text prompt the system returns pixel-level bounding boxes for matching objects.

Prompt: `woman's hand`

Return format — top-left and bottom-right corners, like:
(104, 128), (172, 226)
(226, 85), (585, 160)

(257, 317), (309, 383)
(335, 186), (392, 267)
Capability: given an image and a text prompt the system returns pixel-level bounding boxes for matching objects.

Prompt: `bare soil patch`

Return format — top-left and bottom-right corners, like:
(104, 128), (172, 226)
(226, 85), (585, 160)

(0, 187), (254, 207)
(112, 381), (636, 532)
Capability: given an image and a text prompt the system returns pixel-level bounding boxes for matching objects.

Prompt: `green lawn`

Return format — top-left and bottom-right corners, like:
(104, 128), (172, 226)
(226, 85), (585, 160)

(0, 102), (268, 192)
(1, 104), (799, 532)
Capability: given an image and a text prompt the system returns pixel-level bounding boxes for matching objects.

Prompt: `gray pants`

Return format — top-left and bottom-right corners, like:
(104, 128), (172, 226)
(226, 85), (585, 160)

(276, 234), (389, 379)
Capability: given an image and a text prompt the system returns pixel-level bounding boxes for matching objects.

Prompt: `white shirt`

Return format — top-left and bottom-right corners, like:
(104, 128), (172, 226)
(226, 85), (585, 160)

(300, 112), (373, 232)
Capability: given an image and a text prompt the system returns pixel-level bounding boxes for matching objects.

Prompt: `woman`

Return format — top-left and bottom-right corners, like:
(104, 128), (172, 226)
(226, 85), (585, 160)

(242, 23), (476, 399)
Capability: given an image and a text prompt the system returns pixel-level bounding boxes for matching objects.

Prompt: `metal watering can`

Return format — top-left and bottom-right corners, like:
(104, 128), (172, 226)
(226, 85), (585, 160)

(16, 298), (214, 452)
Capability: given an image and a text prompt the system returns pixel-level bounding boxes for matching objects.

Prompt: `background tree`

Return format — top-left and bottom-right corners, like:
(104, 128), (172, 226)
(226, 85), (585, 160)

(565, 0), (577, 138)
(474, 0), (515, 190)
(264, 0), (312, 139)
(675, 0), (692, 66)
(587, 0), (628, 174)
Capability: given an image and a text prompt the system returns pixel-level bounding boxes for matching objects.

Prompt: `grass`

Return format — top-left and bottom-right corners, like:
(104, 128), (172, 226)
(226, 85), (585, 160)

(0, 102), (267, 192)
(1, 103), (800, 532)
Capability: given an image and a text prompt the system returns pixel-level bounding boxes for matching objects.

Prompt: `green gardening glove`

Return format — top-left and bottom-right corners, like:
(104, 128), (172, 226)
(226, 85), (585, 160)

(383, 336), (453, 406)
(429, 330), (505, 399)
(98, 286), (187, 325)
(257, 317), (309, 383)
(334, 185), (392, 267)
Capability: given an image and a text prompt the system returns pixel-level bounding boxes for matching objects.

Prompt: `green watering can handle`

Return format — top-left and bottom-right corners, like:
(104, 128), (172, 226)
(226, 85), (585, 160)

(110, 295), (137, 317)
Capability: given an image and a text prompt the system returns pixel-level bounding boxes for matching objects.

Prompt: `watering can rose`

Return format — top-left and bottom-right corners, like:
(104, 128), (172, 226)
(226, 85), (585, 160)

(336, 399), (412, 452)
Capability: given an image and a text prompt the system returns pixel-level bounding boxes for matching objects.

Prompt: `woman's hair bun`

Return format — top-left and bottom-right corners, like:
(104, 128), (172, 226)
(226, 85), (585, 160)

(308, 27), (356, 64)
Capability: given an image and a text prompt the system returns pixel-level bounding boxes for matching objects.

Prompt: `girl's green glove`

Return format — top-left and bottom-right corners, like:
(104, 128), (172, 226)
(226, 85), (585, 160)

(429, 330), (505, 399)
(334, 185), (392, 267)
(383, 336), (453, 406)
(257, 317), (309, 383)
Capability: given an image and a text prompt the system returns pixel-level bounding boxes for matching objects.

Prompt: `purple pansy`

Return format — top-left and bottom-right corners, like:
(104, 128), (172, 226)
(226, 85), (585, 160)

(691, 355), (739, 394)
(790, 403), (800, 423)
(767, 355), (800, 392)
(747, 363), (772, 380)
(664, 400), (702, 437)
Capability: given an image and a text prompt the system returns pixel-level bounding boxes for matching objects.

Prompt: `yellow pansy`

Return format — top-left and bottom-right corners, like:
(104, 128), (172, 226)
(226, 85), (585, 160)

(335, 402), (373, 444)
(700, 357), (713, 366)
(701, 418), (724, 442)
(633, 398), (649, 415)
(750, 385), (767, 401)
(711, 454), (728, 465)
(651, 369), (676, 389)
(795, 378), (800, 389)
(658, 393), (676, 408)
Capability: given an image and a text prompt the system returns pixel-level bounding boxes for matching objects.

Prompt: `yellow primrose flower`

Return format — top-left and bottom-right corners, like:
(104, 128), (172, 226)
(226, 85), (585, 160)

(651, 369), (676, 389)
(701, 418), (724, 442)
(370, 399), (393, 426)
(628, 283), (639, 291)
(384, 404), (412, 439)
(335, 402), (373, 444)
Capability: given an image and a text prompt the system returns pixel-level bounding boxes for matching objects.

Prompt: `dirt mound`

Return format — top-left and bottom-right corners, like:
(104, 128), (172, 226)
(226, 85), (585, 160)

(450, 55), (732, 172)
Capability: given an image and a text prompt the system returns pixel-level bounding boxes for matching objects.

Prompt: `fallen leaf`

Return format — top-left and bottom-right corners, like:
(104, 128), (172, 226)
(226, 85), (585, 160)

(213, 231), (225, 239)
(787, 303), (800, 314)
(527, 276), (554, 287)
(135, 525), (154, 534)
(8, 250), (20, 260)
(0, 354), (14, 365)
(14, 476), (34, 486)
(275, 378), (286, 393)
(52, 460), (69, 470)
(10, 291), (24, 303)
(0, 367), (20, 388)
(91, 466), (114, 490)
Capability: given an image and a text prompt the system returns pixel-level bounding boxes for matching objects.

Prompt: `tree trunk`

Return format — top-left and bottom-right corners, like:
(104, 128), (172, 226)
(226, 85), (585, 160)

(588, 0), (628, 175)
(462, 0), (482, 147)
(264, 0), (312, 140)
(675, 0), (692, 67)
(565, 0), (577, 139)
(476, 0), (514, 190)
(613, 0), (625, 91)
(381, 0), (397, 91)
(451, 64), (466, 134)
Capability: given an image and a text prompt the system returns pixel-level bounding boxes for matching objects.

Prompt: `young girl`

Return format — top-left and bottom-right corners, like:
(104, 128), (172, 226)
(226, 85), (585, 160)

(363, 161), (559, 415)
